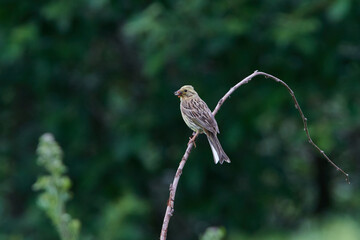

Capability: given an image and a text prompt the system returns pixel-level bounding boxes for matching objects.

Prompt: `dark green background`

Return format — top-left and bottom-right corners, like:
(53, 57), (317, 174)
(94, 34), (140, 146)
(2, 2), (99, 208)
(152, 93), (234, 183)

(1, 0), (359, 239)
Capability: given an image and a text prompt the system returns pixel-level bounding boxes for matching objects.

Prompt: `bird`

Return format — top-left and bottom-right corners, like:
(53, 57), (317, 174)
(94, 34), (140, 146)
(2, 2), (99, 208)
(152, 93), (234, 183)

(174, 85), (230, 164)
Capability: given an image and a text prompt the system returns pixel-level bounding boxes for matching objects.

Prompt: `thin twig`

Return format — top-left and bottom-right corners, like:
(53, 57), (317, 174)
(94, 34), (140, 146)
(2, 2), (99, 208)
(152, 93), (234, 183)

(160, 133), (198, 240)
(160, 70), (349, 240)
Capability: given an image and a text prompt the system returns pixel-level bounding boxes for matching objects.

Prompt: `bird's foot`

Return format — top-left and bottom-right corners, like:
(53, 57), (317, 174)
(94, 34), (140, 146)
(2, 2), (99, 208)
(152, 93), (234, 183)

(188, 135), (197, 148)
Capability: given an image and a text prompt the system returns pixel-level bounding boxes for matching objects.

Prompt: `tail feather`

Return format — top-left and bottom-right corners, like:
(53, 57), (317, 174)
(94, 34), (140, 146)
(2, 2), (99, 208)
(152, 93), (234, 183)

(205, 131), (230, 164)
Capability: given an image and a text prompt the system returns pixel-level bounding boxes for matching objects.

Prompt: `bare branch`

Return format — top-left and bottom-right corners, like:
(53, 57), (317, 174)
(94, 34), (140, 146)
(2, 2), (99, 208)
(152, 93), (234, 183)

(160, 70), (349, 240)
(160, 133), (198, 240)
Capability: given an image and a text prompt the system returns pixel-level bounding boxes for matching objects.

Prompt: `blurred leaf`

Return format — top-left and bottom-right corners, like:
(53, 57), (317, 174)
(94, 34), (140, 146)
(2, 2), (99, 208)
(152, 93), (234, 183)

(98, 194), (149, 240)
(1, 22), (38, 62)
(200, 227), (226, 240)
(33, 133), (80, 240)
(41, 1), (79, 32)
(327, 0), (351, 22)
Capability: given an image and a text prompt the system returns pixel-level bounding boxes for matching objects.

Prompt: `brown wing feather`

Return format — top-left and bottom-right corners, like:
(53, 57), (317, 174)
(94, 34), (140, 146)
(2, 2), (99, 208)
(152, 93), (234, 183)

(181, 97), (219, 134)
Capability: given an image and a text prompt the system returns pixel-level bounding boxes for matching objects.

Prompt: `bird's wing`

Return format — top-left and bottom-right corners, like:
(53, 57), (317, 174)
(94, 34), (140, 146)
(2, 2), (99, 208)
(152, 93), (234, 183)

(181, 98), (219, 134)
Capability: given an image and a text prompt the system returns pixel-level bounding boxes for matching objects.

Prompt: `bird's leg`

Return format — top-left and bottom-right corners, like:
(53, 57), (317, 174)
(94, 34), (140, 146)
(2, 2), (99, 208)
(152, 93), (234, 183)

(188, 132), (197, 148)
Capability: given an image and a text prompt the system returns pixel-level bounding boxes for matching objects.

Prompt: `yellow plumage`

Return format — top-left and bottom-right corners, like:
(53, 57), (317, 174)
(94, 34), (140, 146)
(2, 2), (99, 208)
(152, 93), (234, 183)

(174, 85), (230, 164)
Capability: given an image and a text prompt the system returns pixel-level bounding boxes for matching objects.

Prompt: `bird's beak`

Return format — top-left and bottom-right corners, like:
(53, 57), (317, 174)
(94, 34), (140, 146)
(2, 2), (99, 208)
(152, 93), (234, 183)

(174, 90), (182, 97)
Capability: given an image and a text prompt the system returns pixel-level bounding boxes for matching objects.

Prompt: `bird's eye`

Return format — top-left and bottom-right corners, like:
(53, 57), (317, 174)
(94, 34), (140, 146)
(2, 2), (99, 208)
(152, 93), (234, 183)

(184, 90), (188, 92)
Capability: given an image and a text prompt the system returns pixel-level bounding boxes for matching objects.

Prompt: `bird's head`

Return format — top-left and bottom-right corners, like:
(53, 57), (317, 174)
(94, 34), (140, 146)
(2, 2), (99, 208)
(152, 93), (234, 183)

(174, 85), (198, 99)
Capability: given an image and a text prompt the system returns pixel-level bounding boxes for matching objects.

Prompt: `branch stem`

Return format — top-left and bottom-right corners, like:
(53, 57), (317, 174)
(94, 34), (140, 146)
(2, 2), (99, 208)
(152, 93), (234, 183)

(160, 71), (349, 240)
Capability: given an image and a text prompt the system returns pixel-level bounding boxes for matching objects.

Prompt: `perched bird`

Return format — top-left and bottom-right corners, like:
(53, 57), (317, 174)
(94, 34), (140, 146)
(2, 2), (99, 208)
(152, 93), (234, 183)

(174, 85), (230, 164)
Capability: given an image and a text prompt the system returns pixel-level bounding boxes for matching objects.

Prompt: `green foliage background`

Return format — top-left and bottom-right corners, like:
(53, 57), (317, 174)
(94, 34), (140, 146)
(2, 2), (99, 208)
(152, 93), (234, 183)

(0, 0), (359, 239)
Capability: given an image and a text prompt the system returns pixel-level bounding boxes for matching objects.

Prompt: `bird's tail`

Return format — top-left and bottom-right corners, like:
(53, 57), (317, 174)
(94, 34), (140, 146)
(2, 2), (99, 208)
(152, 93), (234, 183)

(205, 131), (230, 164)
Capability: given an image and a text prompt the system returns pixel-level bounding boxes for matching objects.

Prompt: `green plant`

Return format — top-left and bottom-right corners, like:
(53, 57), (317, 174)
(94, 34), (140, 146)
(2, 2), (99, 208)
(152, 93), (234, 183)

(200, 227), (226, 240)
(33, 133), (80, 240)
